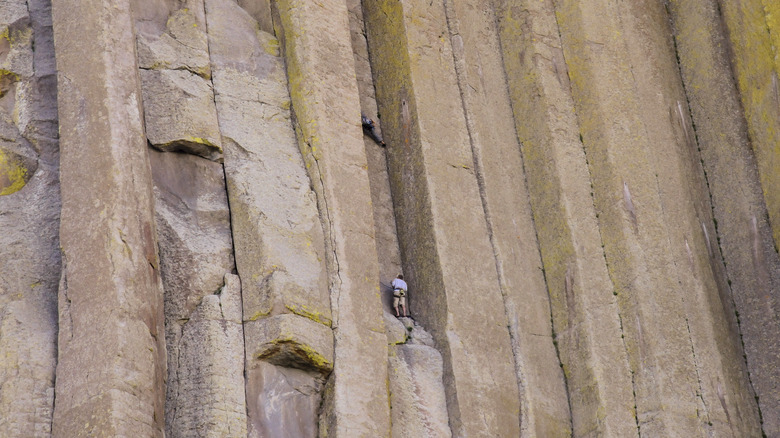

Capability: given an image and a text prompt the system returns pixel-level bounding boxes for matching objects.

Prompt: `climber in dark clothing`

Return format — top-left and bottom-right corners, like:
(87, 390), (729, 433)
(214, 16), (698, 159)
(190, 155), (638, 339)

(361, 114), (386, 147)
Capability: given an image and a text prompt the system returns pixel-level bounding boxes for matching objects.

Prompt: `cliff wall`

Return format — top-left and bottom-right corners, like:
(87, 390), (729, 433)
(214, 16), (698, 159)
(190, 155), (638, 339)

(0, 0), (778, 437)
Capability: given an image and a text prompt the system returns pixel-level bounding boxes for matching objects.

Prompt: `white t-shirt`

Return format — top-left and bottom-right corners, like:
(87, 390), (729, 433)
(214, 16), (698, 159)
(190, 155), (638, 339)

(391, 278), (408, 291)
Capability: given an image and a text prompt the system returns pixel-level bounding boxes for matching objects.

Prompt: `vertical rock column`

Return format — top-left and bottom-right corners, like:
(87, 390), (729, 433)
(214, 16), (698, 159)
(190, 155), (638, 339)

(349, 4), (452, 437)
(554, 0), (761, 435)
(440, 1), (571, 435)
(131, 2), (245, 435)
(51, 1), (166, 436)
(205, 1), (334, 437)
(363, 1), (521, 436)
(668, 1), (780, 434)
(274, 0), (391, 435)
(495, 1), (636, 436)
(717, 0), (780, 251)
(0, 0), (59, 435)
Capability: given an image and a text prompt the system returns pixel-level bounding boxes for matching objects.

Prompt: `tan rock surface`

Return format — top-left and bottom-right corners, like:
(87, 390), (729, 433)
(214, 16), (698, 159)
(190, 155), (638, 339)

(148, 148), (238, 437)
(135, 0), (221, 161)
(668, 1), (778, 434)
(442, 1), (572, 435)
(167, 274), (247, 437)
(496, 1), (636, 435)
(51, 0), (166, 435)
(140, 69), (222, 161)
(717, 0), (780, 253)
(0, 1), (59, 436)
(205, 2), (334, 436)
(275, 0), (391, 435)
(206, 0), (329, 325)
(2, 0), (779, 436)
(346, 0), (403, 310)
(247, 361), (325, 438)
(554, 0), (762, 435)
(244, 314), (334, 374)
(388, 343), (451, 438)
(134, 1), (210, 78)
(364, 1), (523, 436)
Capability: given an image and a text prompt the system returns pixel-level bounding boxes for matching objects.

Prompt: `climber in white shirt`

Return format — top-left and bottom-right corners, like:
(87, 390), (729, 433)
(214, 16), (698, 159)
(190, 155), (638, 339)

(391, 274), (408, 317)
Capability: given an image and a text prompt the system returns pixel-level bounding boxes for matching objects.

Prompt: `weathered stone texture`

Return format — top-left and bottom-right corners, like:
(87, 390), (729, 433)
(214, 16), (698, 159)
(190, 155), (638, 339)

(364, 1), (522, 436)
(388, 343), (450, 438)
(4, 0), (780, 436)
(668, 1), (780, 435)
(386, 317), (449, 438)
(442, 1), (571, 436)
(554, 0), (762, 435)
(275, 0), (391, 435)
(347, 0), (403, 310)
(51, 0), (166, 436)
(205, 1), (334, 436)
(206, 0), (329, 326)
(135, 0), (222, 161)
(0, 1), (59, 436)
(717, 0), (780, 253)
(496, 1), (636, 436)
(148, 148), (239, 437)
(247, 361), (325, 438)
(167, 274), (247, 437)
(134, 0), (210, 76)
(140, 68), (222, 160)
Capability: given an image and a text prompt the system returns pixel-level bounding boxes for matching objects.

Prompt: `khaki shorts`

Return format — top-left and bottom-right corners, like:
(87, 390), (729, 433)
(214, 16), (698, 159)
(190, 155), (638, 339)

(393, 289), (406, 307)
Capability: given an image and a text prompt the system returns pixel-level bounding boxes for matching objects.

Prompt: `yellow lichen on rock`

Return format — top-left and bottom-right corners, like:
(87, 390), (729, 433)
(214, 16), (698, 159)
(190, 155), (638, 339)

(719, 0), (780, 248)
(0, 149), (29, 196)
(286, 303), (332, 327)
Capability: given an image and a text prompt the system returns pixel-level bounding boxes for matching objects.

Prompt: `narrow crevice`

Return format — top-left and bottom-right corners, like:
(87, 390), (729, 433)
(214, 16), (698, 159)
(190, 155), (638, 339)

(309, 149), (343, 330)
(588, 168), (641, 437)
(440, 2), (525, 432)
(138, 65), (210, 80)
(201, 3), (250, 423)
(663, 2), (766, 429)
(550, 5), (642, 436)
(268, 0), (344, 332)
(685, 314), (714, 427)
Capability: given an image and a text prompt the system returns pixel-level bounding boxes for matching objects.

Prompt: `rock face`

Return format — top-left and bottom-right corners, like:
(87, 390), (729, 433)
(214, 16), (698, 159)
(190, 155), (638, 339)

(0, 1), (59, 436)
(51, 0), (166, 436)
(1, 0), (778, 437)
(387, 316), (450, 438)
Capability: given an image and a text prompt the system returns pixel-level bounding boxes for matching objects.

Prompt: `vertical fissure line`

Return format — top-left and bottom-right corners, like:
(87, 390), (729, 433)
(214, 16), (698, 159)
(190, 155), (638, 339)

(201, 3), (250, 421)
(488, 3), (576, 433)
(441, 0), (524, 431)
(549, 3), (642, 435)
(613, 1), (712, 430)
(663, 1), (765, 429)
(271, 0), (344, 330)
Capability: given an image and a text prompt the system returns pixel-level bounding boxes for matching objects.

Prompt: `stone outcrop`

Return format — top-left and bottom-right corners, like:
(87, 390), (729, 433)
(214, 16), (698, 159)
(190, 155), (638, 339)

(551, 1), (761, 435)
(496, 2), (637, 435)
(0, 2), (59, 436)
(134, 0), (221, 161)
(167, 274), (246, 437)
(204, 2), (334, 436)
(387, 316), (450, 438)
(148, 147), (239, 437)
(274, 1), (391, 435)
(3, 0), (780, 437)
(364, 1), (524, 435)
(51, 0), (166, 436)
(712, 2), (780, 433)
